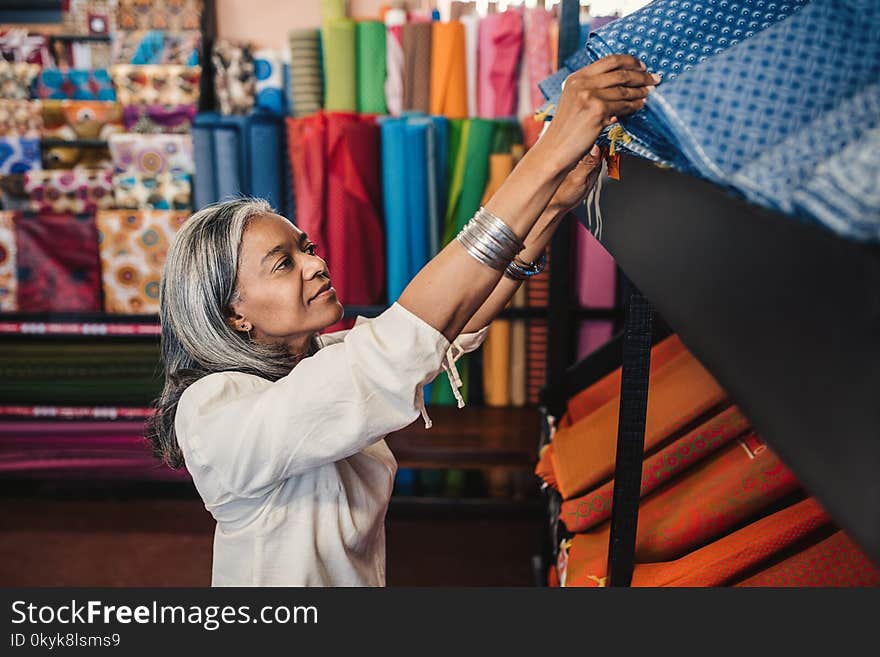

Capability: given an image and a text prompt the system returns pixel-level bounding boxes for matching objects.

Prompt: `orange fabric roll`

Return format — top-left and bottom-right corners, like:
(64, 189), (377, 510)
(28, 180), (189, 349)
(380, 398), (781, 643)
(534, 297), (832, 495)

(483, 320), (511, 406)
(509, 285), (528, 407)
(562, 434), (801, 585)
(535, 443), (557, 490)
(551, 342), (727, 500)
(429, 21), (468, 118)
(735, 531), (880, 587)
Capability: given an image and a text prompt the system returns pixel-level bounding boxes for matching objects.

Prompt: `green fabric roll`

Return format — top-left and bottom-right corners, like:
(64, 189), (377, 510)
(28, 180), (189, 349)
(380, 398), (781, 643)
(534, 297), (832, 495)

(442, 119), (469, 247)
(491, 118), (523, 154)
(356, 21), (387, 114)
(322, 19), (357, 112)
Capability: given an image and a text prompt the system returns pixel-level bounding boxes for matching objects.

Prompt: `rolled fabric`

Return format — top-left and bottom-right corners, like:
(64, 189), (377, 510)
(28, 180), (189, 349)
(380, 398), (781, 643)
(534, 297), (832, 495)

(425, 115), (448, 256)
(0, 100), (42, 138)
(444, 118), (495, 243)
(319, 0), (346, 23)
(477, 11), (523, 118)
(0, 138), (41, 174)
(551, 341), (727, 500)
(560, 406), (752, 533)
(429, 21), (467, 119)
(0, 211), (17, 311)
(383, 9), (406, 117)
(254, 49), (286, 115)
(112, 171), (192, 211)
(286, 114), (328, 256)
(403, 119), (430, 282)
(111, 30), (201, 66)
(110, 65), (200, 106)
(322, 20), (357, 112)
(402, 22), (432, 113)
(122, 103), (197, 133)
(24, 169), (114, 214)
(509, 276), (528, 407)
(356, 21), (386, 115)
(288, 29), (323, 117)
(108, 133), (194, 176)
(379, 118), (409, 303)
(524, 7), (552, 113)
(14, 211), (102, 312)
(460, 14), (479, 118)
(36, 68), (116, 101)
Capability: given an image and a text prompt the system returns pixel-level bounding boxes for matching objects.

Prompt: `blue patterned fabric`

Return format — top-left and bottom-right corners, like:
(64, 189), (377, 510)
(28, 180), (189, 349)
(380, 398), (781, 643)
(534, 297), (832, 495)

(540, 0), (880, 241)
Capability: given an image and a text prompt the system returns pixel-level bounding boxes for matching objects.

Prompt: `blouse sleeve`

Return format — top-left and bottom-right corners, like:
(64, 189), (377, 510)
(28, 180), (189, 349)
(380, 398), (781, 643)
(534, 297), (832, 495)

(175, 302), (450, 498)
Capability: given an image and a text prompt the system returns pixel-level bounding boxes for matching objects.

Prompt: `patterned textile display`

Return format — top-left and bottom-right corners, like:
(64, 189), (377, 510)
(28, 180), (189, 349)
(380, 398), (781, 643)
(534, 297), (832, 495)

(63, 0), (116, 35)
(111, 30), (201, 66)
(736, 531), (880, 587)
(96, 209), (188, 313)
(287, 29), (323, 118)
(0, 62), (40, 100)
(112, 171), (191, 210)
(0, 29), (53, 65)
(121, 103), (197, 133)
(108, 133), (194, 175)
(23, 169), (114, 214)
(116, 0), (203, 31)
(41, 99), (123, 140)
(560, 406), (752, 533)
(50, 41), (112, 69)
(0, 138), (41, 174)
(0, 211), (17, 311)
(253, 49), (285, 114)
(13, 211), (102, 312)
(0, 100), (42, 137)
(211, 41), (255, 115)
(36, 68), (116, 101)
(109, 65), (201, 106)
(561, 434), (801, 585)
(0, 174), (28, 210)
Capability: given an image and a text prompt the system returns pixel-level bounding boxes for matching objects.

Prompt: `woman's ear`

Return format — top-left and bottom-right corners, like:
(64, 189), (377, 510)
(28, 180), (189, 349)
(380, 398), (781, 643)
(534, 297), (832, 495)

(226, 307), (252, 334)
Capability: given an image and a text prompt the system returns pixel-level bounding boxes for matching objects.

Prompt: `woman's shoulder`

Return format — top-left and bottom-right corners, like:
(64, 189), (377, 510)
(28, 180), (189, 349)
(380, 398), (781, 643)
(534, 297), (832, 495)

(177, 370), (272, 416)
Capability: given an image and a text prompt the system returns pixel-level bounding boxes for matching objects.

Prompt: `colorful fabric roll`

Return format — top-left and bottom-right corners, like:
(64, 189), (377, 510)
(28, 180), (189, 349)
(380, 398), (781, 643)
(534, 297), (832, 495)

(0, 211), (17, 311)
(112, 171), (191, 211)
(0, 62), (39, 100)
(322, 20), (357, 112)
(443, 118), (496, 244)
(356, 21), (386, 115)
(287, 29), (323, 118)
(286, 113), (327, 252)
(402, 22), (432, 113)
(460, 14), (479, 118)
(109, 133), (194, 176)
(0, 138), (41, 174)
(14, 211), (102, 312)
(253, 49), (285, 115)
(110, 65), (201, 106)
(477, 11), (523, 118)
(41, 99), (123, 139)
(429, 21), (467, 119)
(63, 0), (116, 35)
(560, 406), (752, 533)
(736, 530), (880, 587)
(36, 68), (115, 101)
(121, 103), (197, 133)
(383, 10), (406, 117)
(23, 169), (114, 214)
(319, 0), (346, 23)
(116, 0), (202, 31)
(562, 434), (801, 585)
(111, 30), (200, 66)
(211, 41), (256, 116)
(0, 100), (42, 138)
(523, 7), (553, 113)
(0, 29), (52, 65)
(96, 210), (189, 313)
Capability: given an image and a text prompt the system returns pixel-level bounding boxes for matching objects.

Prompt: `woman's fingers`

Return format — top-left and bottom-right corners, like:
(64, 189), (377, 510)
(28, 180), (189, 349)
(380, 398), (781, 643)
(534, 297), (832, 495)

(602, 98), (648, 121)
(594, 68), (660, 90)
(581, 53), (645, 76)
(597, 84), (651, 101)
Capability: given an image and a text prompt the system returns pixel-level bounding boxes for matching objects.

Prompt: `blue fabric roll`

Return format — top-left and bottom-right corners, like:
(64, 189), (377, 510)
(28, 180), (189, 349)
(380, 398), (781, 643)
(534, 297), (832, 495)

(404, 120), (430, 278)
(192, 114), (218, 208)
(380, 118), (410, 303)
(213, 120), (244, 201)
(247, 114), (286, 212)
(427, 116), (448, 256)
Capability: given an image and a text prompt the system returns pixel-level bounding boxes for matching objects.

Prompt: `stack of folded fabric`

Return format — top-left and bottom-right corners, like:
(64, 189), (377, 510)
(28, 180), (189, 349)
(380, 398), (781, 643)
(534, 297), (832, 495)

(287, 29), (323, 117)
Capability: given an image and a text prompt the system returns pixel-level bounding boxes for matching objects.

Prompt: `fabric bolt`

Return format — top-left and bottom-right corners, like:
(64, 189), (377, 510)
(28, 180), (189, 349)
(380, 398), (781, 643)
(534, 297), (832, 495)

(560, 406), (751, 533)
(0, 29), (52, 65)
(108, 133), (194, 176)
(0, 211), (17, 311)
(112, 171), (191, 211)
(402, 22), (432, 113)
(41, 100), (123, 165)
(383, 10), (406, 117)
(477, 11), (523, 118)
(380, 118), (410, 302)
(322, 20), (357, 113)
(23, 169), (114, 214)
(110, 65), (201, 106)
(551, 341), (726, 500)
(287, 29), (323, 118)
(0, 138), (41, 174)
(111, 30), (201, 66)
(509, 285), (528, 407)
(523, 7), (553, 112)
(286, 113), (328, 253)
(736, 530), (880, 587)
(212, 41), (255, 116)
(116, 0), (202, 31)
(444, 118), (496, 244)
(319, 0), (346, 23)
(121, 103), (197, 133)
(96, 209), (188, 313)
(36, 68), (115, 101)
(14, 211), (102, 312)
(63, 0), (116, 34)
(0, 100), (42, 137)
(566, 497), (832, 587)
(253, 49), (285, 115)
(356, 22), (386, 115)
(429, 21), (468, 119)
(0, 61), (39, 100)
(460, 13), (479, 118)
(563, 434), (801, 585)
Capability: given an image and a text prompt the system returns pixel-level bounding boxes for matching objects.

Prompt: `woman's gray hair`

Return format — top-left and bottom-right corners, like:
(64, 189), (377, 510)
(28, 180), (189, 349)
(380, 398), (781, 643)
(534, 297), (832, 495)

(146, 198), (307, 469)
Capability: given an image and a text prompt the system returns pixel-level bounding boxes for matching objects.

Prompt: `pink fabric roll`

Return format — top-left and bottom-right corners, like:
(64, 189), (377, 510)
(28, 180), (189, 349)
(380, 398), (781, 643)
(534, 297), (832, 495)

(575, 223), (617, 360)
(524, 7), (553, 112)
(477, 11), (524, 118)
(383, 9), (406, 117)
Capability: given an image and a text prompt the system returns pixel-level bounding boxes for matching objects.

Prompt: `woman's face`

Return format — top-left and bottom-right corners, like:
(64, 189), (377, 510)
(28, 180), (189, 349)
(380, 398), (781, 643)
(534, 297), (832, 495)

(228, 213), (343, 354)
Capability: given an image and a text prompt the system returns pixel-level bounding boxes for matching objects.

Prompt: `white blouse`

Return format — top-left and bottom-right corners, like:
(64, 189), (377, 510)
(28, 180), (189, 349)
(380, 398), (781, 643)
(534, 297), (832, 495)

(175, 303), (489, 587)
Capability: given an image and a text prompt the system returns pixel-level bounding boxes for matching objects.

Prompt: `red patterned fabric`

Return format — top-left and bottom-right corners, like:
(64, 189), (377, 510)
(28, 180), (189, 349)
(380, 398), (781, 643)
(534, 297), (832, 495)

(14, 211), (101, 311)
(736, 531), (880, 587)
(560, 406), (751, 533)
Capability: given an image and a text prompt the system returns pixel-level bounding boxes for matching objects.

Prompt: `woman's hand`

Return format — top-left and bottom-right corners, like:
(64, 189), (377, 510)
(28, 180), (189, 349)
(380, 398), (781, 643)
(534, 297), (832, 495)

(546, 144), (603, 215)
(535, 54), (659, 174)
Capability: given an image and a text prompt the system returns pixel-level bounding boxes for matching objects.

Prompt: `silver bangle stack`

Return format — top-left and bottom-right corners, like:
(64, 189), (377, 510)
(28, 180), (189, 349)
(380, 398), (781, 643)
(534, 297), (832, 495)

(456, 206), (525, 271)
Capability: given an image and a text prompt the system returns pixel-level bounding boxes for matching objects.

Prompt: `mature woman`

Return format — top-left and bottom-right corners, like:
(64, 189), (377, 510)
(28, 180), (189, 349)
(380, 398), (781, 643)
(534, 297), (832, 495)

(146, 55), (658, 586)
